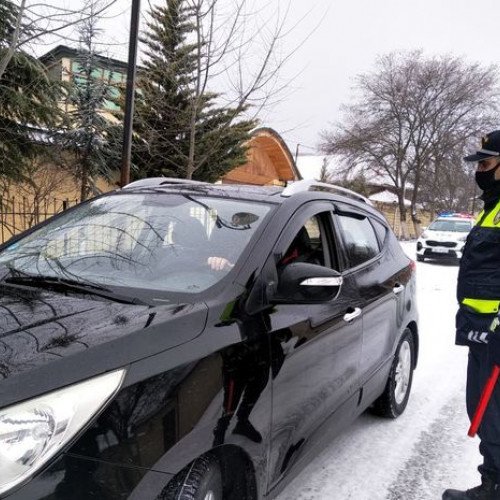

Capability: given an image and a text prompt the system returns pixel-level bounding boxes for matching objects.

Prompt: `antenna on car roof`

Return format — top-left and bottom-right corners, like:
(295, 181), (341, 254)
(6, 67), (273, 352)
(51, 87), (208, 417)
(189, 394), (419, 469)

(281, 179), (372, 205)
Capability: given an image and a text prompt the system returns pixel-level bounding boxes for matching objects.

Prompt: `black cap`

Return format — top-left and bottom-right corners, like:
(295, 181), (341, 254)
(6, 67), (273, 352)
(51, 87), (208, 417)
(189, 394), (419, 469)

(464, 130), (500, 162)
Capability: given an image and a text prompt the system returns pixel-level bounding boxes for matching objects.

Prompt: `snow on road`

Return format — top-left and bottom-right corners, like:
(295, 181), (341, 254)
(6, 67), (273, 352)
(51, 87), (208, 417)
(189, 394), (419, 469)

(277, 241), (481, 500)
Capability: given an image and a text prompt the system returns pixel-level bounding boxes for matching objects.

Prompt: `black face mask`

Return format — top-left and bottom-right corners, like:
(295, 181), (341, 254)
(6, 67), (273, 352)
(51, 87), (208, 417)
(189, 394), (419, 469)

(475, 162), (500, 191)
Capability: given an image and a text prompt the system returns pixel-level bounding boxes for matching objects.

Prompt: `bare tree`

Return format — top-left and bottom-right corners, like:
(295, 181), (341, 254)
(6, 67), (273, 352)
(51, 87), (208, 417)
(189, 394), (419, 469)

(132, 0), (314, 181)
(321, 51), (499, 239)
(316, 156), (371, 196)
(0, 150), (75, 240)
(186, 0), (315, 176)
(317, 157), (334, 183)
(0, 0), (119, 80)
(418, 143), (477, 215)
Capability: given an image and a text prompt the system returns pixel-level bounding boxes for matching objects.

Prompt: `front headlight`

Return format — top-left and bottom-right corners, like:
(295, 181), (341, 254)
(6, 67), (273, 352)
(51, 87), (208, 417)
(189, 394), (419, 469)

(0, 369), (125, 495)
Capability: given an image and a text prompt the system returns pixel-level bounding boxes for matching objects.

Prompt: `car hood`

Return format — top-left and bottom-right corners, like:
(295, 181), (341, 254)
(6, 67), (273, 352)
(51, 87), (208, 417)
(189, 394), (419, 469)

(0, 286), (208, 407)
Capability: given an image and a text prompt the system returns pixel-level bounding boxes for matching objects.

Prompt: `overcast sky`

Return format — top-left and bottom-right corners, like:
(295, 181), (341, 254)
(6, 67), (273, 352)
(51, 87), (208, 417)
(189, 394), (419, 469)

(50, 0), (500, 156)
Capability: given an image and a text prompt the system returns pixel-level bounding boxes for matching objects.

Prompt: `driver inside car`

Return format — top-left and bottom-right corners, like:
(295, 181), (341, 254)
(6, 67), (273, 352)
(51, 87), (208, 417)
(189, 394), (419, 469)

(173, 212), (259, 272)
(170, 216), (228, 271)
(279, 226), (323, 267)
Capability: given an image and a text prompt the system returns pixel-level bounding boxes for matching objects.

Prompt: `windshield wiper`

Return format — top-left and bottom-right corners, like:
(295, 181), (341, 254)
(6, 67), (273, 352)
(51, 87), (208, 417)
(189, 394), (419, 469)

(4, 275), (149, 305)
(8, 274), (109, 289)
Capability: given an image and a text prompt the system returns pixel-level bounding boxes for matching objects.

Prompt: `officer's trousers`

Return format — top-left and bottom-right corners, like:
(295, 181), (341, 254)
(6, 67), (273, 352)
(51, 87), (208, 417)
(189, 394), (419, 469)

(467, 344), (500, 482)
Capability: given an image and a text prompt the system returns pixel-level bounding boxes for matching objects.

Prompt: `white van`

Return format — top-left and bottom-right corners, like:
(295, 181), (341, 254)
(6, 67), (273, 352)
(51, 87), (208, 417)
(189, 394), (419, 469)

(416, 214), (475, 262)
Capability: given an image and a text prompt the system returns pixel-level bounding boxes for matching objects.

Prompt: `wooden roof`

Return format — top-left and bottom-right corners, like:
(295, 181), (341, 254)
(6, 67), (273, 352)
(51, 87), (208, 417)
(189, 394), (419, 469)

(222, 127), (301, 186)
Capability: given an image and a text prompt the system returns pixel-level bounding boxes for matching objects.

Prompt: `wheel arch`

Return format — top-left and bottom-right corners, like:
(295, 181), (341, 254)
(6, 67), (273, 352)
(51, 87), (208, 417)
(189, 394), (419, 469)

(212, 444), (258, 500)
(406, 321), (419, 369)
(161, 444), (258, 500)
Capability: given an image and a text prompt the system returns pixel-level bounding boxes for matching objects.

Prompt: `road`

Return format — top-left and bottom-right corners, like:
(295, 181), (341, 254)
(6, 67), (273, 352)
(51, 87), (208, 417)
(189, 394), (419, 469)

(277, 242), (481, 500)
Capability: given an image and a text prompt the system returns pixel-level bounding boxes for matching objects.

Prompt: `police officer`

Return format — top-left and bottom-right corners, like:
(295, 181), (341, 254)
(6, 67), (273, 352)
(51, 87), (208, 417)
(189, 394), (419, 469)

(443, 130), (500, 500)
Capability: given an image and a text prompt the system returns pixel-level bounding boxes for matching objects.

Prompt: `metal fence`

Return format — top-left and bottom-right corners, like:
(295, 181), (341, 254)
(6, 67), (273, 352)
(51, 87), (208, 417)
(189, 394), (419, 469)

(0, 196), (79, 244)
(372, 202), (433, 240)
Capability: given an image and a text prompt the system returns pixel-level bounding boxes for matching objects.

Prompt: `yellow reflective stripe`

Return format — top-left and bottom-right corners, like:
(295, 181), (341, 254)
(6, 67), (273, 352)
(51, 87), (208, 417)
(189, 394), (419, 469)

(462, 298), (500, 313)
(480, 199), (500, 227)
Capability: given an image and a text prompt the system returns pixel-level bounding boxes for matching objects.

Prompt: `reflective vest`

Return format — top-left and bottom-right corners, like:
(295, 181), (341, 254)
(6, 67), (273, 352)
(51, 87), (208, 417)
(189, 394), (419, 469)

(458, 200), (500, 312)
(456, 199), (500, 345)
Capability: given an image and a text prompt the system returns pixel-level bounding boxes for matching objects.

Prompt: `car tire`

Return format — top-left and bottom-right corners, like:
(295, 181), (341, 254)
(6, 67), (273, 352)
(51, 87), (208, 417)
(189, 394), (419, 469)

(160, 454), (223, 500)
(371, 328), (414, 418)
(416, 255), (424, 262)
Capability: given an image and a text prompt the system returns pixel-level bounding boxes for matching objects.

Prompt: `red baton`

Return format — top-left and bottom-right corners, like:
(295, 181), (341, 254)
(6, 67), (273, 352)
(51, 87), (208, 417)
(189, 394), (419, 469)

(468, 365), (500, 437)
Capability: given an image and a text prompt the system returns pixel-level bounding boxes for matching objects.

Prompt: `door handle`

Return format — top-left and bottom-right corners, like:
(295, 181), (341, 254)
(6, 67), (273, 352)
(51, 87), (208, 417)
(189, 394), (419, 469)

(393, 283), (405, 295)
(343, 307), (361, 323)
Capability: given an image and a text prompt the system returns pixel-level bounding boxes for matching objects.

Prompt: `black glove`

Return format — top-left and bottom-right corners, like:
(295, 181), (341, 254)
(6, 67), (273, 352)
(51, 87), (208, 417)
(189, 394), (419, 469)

(456, 308), (494, 345)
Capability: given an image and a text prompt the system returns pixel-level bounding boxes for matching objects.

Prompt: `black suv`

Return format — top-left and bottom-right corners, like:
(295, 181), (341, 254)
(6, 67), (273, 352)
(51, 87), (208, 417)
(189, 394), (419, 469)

(0, 178), (418, 500)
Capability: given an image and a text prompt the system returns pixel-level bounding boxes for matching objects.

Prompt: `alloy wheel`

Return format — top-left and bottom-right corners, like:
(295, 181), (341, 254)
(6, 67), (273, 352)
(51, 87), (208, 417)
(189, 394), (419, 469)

(394, 340), (412, 405)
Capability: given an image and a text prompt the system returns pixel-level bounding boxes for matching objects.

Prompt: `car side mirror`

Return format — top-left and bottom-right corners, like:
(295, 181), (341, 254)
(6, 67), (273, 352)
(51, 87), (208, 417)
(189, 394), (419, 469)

(273, 262), (343, 304)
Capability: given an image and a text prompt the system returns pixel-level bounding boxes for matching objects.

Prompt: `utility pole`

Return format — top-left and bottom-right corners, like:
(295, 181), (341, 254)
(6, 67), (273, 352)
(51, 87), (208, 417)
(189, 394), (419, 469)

(294, 143), (300, 164)
(120, 0), (141, 187)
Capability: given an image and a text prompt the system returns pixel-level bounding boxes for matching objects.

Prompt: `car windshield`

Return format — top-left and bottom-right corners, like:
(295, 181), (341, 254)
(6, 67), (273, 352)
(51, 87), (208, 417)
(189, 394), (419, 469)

(0, 193), (271, 294)
(428, 219), (473, 232)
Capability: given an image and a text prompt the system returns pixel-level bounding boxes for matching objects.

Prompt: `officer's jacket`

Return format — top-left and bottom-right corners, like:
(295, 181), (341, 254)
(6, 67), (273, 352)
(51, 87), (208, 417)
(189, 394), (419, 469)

(456, 198), (500, 346)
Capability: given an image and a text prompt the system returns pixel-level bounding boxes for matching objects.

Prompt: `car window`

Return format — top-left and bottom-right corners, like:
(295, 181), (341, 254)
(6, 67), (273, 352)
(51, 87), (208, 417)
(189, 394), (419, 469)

(370, 218), (388, 246)
(279, 215), (330, 268)
(337, 213), (380, 268)
(428, 219), (473, 232)
(0, 193), (272, 294)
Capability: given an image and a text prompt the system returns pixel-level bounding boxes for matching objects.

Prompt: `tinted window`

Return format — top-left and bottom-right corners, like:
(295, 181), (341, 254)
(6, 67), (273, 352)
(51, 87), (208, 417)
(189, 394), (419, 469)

(338, 214), (380, 268)
(371, 218), (388, 246)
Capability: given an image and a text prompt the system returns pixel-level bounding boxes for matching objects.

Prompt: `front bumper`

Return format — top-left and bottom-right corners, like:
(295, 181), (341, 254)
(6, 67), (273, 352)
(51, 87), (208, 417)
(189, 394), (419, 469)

(4, 453), (173, 500)
(416, 239), (465, 259)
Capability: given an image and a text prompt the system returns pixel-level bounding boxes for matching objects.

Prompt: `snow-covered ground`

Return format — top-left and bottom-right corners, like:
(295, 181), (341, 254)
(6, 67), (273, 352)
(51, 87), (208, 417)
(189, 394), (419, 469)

(277, 241), (481, 500)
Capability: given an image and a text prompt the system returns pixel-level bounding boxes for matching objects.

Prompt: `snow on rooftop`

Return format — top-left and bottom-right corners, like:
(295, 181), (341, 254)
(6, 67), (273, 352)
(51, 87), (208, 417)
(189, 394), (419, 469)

(369, 189), (411, 206)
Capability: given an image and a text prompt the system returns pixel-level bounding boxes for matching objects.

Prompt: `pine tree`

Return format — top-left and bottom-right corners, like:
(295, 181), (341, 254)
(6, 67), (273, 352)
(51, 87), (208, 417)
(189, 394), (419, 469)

(0, 0), (62, 181)
(62, 2), (121, 200)
(0, 0), (18, 43)
(132, 0), (257, 182)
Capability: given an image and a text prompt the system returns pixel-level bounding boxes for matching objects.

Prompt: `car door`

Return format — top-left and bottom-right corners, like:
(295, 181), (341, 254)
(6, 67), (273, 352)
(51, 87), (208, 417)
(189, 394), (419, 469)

(265, 202), (363, 487)
(333, 204), (399, 390)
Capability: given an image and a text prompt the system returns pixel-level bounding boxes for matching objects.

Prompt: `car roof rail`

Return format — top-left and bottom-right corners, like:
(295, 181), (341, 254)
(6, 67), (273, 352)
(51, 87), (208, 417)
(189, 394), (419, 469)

(123, 177), (209, 189)
(281, 179), (372, 205)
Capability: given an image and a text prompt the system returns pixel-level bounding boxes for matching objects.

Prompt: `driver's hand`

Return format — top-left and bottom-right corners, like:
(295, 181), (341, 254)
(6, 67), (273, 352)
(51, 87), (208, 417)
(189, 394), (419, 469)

(207, 256), (233, 271)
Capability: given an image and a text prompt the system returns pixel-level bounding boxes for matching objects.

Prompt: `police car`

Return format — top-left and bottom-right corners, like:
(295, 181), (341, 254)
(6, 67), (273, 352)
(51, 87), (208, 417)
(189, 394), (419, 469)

(416, 212), (475, 262)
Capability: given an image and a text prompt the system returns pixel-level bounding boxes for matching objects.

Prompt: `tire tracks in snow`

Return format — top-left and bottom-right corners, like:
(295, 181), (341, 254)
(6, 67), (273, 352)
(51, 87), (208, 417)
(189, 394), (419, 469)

(386, 394), (473, 500)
